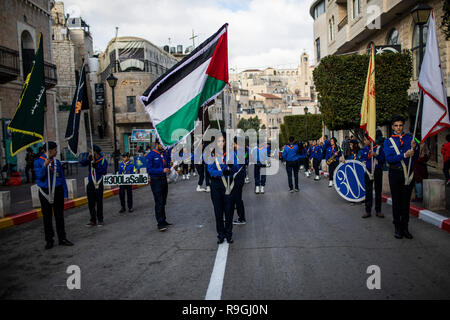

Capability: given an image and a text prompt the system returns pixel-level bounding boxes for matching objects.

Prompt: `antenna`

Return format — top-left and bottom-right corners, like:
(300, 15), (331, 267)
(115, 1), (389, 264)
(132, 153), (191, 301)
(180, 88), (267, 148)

(115, 26), (119, 39)
(189, 29), (198, 48)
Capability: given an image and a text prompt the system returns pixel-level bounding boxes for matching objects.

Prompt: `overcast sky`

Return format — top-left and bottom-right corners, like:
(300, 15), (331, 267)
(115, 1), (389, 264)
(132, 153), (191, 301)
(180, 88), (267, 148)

(61, 0), (315, 72)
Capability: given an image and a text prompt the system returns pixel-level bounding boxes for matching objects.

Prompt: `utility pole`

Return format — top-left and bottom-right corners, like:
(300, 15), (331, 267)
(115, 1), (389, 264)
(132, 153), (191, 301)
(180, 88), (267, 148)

(189, 29), (198, 48)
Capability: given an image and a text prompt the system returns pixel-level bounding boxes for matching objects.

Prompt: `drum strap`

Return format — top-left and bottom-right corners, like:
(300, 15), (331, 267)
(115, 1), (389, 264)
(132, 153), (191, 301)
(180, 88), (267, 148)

(389, 137), (414, 184)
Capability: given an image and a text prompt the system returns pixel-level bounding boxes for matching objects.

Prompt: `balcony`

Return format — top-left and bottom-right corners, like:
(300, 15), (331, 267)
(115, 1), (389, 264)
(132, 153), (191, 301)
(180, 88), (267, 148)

(338, 15), (348, 31)
(44, 62), (57, 89)
(0, 45), (20, 84)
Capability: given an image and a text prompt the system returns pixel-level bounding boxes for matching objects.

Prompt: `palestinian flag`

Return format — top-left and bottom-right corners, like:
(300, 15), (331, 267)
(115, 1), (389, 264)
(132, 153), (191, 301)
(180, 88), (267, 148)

(139, 23), (228, 148)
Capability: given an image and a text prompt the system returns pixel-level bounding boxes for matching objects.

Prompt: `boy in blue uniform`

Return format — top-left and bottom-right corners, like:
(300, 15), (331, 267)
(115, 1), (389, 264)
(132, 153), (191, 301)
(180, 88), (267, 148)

(34, 141), (73, 249)
(81, 144), (108, 226)
(282, 136), (300, 192)
(118, 152), (136, 213)
(360, 134), (385, 219)
(208, 133), (238, 243)
(325, 137), (342, 187)
(384, 115), (419, 239)
(311, 140), (322, 180)
(251, 142), (269, 194)
(231, 137), (248, 225)
(146, 140), (172, 231)
(322, 135), (331, 160)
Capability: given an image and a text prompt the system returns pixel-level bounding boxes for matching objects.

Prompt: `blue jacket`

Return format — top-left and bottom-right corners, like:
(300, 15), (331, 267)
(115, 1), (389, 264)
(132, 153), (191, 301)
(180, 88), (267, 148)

(80, 153), (108, 183)
(311, 145), (322, 160)
(208, 152), (241, 178)
(251, 145), (269, 164)
(325, 146), (342, 162)
(34, 154), (68, 198)
(307, 146), (313, 159)
(282, 144), (299, 162)
(118, 160), (136, 174)
(384, 133), (419, 168)
(146, 148), (170, 178)
(346, 150), (362, 161)
(360, 144), (385, 171)
(322, 139), (331, 158)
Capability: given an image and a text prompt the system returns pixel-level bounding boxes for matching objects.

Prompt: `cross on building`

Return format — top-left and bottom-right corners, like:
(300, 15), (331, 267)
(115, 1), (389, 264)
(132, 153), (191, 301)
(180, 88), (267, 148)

(189, 29), (198, 48)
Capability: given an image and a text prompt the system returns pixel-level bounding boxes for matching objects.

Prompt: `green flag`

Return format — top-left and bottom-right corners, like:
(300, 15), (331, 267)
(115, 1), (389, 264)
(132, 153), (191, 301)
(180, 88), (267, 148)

(8, 33), (46, 156)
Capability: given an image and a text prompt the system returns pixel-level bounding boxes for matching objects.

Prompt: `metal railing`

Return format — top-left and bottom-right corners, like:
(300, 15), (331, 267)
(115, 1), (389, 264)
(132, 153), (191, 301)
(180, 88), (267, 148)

(44, 62), (57, 88)
(0, 45), (20, 83)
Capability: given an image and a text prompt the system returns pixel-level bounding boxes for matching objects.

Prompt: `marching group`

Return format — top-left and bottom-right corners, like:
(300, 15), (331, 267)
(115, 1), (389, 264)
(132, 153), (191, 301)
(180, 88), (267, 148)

(33, 115), (449, 249)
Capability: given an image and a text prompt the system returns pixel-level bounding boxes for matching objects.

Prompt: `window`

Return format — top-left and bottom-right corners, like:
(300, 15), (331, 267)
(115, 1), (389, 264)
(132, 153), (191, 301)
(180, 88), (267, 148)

(412, 21), (429, 79)
(352, 0), (360, 19)
(329, 16), (335, 41)
(315, 37), (321, 62)
(127, 96), (136, 112)
(21, 31), (34, 78)
(313, 0), (325, 19)
(387, 28), (400, 45)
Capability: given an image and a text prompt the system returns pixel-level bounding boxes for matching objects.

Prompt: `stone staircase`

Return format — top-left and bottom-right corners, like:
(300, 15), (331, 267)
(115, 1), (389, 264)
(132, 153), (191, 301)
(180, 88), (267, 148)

(91, 134), (114, 154)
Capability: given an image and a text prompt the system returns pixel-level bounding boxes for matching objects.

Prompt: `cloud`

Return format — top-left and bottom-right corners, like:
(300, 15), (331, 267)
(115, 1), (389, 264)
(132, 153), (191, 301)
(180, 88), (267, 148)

(60, 0), (314, 70)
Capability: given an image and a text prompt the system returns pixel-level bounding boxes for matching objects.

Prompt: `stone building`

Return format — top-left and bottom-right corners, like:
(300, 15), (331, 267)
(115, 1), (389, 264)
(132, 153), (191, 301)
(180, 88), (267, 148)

(0, 0), (57, 175)
(310, 0), (449, 169)
(51, 1), (92, 158)
(97, 36), (178, 153)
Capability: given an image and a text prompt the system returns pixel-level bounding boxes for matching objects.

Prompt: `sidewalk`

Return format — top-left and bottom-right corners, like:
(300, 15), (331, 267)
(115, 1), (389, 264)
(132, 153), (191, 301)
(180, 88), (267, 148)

(0, 162), (114, 217)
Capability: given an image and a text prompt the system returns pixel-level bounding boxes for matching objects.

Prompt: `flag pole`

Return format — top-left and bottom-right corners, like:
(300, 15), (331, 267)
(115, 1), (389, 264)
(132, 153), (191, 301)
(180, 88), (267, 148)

(405, 90), (422, 185)
(370, 141), (374, 180)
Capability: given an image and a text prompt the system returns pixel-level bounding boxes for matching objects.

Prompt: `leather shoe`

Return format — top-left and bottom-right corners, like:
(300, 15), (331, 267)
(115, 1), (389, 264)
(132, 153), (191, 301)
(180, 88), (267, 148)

(119, 208), (126, 213)
(217, 238), (224, 244)
(402, 229), (413, 239)
(362, 212), (371, 218)
(128, 208), (134, 212)
(226, 238), (234, 244)
(376, 212), (385, 218)
(59, 239), (74, 246)
(394, 227), (403, 239)
(45, 242), (54, 250)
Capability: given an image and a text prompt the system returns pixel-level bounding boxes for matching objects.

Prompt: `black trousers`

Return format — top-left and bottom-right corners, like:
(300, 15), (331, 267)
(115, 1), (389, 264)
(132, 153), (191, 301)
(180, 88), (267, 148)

(232, 172), (245, 221)
(150, 177), (168, 227)
(182, 163), (189, 175)
(286, 160), (299, 190)
(39, 185), (66, 243)
(210, 178), (234, 240)
(196, 164), (210, 186)
(388, 168), (413, 229)
(365, 167), (382, 214)
(25, 164), (35, 182)
(119, 185), (133, 209)
(304, 158), (310, 170)
(313, 158), (320, 176)
(87, 181), (104, 223)
(254, 164), (266, 186)
(328, 161), (338, 181)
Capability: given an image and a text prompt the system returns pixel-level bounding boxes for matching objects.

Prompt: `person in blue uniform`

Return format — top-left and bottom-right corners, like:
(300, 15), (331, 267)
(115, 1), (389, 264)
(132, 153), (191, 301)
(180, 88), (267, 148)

(118, 152), (136, 213)
(322, 135), (331, 160)
(282, 136), (300, 192)
(208, 132), (236, 244)
(360, 134), (385, 219)
(345, 139), (361, 161)
(146, 140), (172, 231)
(251, 142), (269, 194)
(195, 142), (210, 192)
(384, 115), (419, 239)
(35, 141), (73, 249)
(232, 137), (248, 225)
(325, 137), (342, 187)
(311, 140), (322, 181)
(304, 141), (312, 177)
(81, 144), (108, 227)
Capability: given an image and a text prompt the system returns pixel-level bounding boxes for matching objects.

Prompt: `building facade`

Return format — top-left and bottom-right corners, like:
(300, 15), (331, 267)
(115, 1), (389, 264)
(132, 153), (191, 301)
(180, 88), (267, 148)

(97, 36), (178, 153)
(0, 0), (57, 175)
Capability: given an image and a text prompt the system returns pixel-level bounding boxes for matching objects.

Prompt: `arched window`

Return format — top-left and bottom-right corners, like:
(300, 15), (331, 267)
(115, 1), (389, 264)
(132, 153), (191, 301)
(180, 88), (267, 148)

(387, 28), (400, 45)
(21, 31), (35, 78)
(329, 16), (335, 41)
(412, 20), (429, 79)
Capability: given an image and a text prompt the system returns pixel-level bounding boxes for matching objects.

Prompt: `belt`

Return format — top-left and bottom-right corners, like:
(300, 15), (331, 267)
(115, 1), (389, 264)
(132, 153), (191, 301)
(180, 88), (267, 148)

(388, 165), (403, 170)
(150, 176), (167, 180)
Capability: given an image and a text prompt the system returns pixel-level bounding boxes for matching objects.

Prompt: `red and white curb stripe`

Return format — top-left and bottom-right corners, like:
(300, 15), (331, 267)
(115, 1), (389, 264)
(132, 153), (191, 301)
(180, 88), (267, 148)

(318, 170), (449, 234)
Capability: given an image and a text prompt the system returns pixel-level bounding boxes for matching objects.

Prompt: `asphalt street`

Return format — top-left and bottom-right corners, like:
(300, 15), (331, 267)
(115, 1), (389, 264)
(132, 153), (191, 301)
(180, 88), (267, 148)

(1, 163), (450, 299)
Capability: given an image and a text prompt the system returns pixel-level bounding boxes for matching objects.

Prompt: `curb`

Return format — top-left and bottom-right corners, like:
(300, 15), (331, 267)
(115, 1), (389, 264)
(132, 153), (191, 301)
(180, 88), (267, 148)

(318, 170), (450, 234)
(0, 184), (146, 231)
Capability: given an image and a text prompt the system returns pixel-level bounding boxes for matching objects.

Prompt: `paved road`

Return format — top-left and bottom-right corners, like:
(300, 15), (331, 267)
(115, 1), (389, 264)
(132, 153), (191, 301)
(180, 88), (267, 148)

(1, 163), (449, 299)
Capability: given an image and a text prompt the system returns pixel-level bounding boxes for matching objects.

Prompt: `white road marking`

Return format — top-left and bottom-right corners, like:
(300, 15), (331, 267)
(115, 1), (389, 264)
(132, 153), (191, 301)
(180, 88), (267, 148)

(205, 242), (229, 300)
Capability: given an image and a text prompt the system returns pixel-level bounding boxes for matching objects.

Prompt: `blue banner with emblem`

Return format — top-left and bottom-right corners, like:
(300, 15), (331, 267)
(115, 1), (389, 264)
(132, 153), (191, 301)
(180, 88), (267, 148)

(333, 160), (366, 202)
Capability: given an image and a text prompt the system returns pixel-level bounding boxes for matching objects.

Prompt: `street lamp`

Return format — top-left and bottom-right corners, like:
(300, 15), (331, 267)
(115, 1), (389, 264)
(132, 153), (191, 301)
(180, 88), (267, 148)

(106, 73), (119, 173)
(304, 106), (308, 142)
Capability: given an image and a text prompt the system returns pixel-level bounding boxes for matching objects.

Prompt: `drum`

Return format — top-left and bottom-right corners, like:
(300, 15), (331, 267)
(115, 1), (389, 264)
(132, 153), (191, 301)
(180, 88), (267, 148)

(333, 160), (366, 202)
